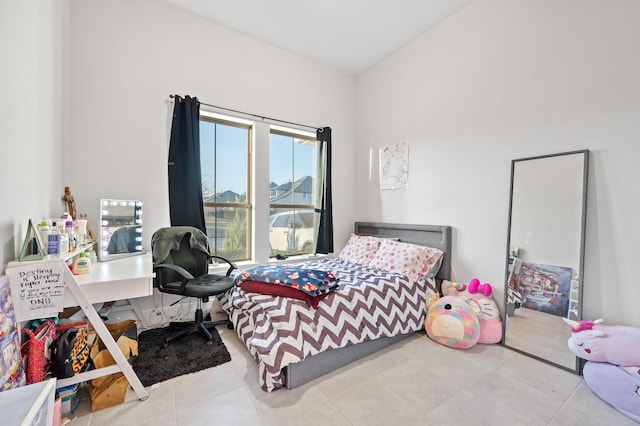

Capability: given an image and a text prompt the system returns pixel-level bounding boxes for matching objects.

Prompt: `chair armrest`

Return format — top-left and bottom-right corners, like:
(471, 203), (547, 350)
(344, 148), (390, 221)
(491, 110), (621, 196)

(154, 263), (194, 293)
(209, 255), (238, 276)
(154, 263), (195, 279)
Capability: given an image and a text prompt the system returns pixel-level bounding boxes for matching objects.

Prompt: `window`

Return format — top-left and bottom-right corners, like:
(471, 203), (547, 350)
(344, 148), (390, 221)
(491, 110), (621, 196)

(269, 128), (318, 257)
(199, 113), (319, 262)
(199, 116), (251, 261)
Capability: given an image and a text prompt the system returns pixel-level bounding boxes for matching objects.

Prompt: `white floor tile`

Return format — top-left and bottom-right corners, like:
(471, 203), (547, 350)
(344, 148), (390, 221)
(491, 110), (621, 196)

(172, 362), (242, 406)
(88, 380), (176, 426)
(71, 330), (638, 426)
(499, 351), (582, 400)
(548, 381), (639, 426)
(176, 387), (263, 426)
(328, 375), (427, 426)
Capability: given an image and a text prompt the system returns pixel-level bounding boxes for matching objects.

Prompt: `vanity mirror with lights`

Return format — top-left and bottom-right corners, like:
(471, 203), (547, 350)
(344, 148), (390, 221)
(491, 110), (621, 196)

(502, 150), (589, 373)
(98, 199), (144, 261)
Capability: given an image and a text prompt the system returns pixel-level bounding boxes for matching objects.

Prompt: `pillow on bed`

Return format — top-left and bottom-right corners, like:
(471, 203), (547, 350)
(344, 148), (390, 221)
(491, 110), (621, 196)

(239, 280), (330, 309)
(368, 239), (444, 283)
(337, 234), (381, 265)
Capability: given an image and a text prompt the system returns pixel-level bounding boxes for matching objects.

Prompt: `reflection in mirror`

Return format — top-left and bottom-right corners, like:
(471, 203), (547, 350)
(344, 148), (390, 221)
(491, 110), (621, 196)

(98, 199), (144, 261)
(503, 150), (589, 373)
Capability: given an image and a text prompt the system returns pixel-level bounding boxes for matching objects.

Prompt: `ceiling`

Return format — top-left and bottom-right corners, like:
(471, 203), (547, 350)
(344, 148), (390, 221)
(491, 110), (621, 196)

(162, 0), (474, 75)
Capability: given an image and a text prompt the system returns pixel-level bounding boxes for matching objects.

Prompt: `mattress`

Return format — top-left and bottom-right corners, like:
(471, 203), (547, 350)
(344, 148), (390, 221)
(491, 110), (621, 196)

(220, 258), (435, 391)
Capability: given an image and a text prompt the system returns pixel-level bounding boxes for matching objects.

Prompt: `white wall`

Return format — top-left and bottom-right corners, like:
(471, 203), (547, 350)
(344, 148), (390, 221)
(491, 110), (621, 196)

(5, 0), (638, 329)
(65, 0), (357, 252)
(356, 0), (640, 325)
(0, 0), (69, 274)
(65, 0), (357, 317)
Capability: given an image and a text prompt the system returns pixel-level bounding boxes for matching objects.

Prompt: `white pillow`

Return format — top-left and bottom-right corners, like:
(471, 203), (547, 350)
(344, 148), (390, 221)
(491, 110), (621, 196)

(337, 234), (381, 265)
(368, 239), (444, 283)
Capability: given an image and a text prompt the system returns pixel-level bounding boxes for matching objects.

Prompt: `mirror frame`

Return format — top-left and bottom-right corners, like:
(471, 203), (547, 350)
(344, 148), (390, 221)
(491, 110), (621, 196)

(98, 199), (144, 261)
(502, 149), (589, 373)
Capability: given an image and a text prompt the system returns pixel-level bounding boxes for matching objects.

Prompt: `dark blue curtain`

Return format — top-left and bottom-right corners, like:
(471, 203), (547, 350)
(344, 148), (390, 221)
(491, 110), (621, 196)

(168, 95), (206, 233)
(315, 127), (333, 253)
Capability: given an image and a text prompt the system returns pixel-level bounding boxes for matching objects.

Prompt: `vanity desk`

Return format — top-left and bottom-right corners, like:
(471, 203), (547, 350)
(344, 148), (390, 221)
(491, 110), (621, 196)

(68, 253), (152, 321)
(7, 252), (153, 401)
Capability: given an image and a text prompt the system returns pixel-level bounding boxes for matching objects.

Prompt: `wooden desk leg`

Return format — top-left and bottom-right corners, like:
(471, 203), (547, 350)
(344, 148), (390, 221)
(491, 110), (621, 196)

(63, 269), (149, 401)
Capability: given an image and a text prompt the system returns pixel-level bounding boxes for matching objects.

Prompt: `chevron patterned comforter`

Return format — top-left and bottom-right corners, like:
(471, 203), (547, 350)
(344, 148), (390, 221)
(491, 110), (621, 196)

(220, 258), (434, 391)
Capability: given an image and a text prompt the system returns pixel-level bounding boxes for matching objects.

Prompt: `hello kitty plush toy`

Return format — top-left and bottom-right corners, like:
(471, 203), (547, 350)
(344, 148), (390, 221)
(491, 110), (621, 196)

(441, 278), (503, 344)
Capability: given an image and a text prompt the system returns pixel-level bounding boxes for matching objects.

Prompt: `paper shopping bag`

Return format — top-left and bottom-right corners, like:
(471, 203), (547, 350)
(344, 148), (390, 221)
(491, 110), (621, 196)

(87, 374), (129, 411)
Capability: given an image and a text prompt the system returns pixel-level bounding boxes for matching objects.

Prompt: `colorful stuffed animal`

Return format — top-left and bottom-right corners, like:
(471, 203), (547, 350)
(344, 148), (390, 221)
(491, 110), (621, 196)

(564, 318), (640, 423)
(441, 278), (502, 344)
(424, 295), (480, 349)
(564, 318), (640, 367)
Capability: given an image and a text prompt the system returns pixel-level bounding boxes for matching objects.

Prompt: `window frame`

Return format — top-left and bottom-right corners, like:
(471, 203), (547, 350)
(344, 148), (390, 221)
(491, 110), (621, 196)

(268, 127), (318, 257)
(197, 111), (322, 265)
(200, 114), (253, 262)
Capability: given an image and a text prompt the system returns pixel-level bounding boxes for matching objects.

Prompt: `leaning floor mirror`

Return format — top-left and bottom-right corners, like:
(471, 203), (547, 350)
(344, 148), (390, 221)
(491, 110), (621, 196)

(503, 150), (589, 373)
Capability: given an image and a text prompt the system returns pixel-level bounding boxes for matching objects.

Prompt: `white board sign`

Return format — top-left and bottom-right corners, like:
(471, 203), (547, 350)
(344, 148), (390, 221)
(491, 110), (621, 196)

(6, 263), (66, 321)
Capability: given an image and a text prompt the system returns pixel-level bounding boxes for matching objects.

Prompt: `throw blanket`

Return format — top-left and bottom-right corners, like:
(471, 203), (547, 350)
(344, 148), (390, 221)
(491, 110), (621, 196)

(234, 264), (339, 296)
(221, 258), (434, 391)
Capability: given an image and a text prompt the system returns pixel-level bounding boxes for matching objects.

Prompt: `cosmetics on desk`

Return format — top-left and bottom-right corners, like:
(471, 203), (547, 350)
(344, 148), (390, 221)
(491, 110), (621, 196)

(65, 220), (76, 251)
(40, 217), (84, 257)
(72, 252), (92, 275)
(38, 220), (50, 253)
(47, 222), (68, 256)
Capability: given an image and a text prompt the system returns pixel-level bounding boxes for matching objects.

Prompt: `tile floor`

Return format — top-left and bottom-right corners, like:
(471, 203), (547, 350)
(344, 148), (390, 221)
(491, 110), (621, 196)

(68, 327), (636, 426)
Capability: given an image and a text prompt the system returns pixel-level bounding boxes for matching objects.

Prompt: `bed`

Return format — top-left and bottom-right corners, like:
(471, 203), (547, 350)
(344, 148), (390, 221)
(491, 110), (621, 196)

(221, 222), (452, 391)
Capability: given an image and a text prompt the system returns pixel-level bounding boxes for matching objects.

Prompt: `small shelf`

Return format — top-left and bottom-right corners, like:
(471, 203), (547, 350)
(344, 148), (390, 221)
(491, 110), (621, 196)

(7, 242), (96, 268)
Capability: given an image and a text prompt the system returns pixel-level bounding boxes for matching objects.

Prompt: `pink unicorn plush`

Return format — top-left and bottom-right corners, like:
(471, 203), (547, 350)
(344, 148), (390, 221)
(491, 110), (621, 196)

(565, 318), (640, 423)
(564, 318), (640, 367)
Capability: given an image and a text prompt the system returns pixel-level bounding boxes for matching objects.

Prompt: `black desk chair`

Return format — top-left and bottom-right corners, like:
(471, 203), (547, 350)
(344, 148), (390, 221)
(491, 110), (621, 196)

(151, 226), (237, 345)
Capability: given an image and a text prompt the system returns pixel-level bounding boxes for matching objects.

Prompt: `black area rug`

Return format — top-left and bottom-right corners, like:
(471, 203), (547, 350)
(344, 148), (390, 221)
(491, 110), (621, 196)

(131, 326), (231, 387)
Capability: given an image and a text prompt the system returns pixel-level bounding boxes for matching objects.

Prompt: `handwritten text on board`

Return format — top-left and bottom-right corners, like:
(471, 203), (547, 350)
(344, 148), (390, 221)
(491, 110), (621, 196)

(7, 263), (66, 321)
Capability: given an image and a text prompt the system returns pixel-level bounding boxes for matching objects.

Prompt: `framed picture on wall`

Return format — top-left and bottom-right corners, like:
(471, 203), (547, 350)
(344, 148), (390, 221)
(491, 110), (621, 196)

(380, 142), (408, 190)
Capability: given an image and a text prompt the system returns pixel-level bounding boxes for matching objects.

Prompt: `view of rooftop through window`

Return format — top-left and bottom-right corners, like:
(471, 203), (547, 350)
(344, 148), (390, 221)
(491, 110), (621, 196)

(200, 122), (248, 200)
(269, 130), (317, 256)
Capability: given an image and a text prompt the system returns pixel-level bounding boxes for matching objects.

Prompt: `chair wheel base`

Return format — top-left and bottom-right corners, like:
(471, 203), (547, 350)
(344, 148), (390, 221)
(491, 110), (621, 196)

(163, 315), (232, 345)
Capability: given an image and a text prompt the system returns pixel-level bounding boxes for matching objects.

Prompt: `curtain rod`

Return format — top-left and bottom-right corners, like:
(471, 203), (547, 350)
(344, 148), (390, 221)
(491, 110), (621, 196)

(170, 94), (323, 132)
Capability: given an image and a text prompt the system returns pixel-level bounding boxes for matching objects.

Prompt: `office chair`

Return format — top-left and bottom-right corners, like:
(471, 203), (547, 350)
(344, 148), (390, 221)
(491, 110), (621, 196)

(151, 226), (237, 346)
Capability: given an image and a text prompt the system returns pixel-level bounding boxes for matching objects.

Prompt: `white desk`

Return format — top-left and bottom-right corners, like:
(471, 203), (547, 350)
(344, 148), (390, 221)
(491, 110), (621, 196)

(8, 254), (153, 401)
(66, 254), (152, 326)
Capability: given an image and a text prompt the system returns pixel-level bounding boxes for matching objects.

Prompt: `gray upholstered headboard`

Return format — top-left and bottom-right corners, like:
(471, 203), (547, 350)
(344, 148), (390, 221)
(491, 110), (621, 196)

(354, 222), (452, 281)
